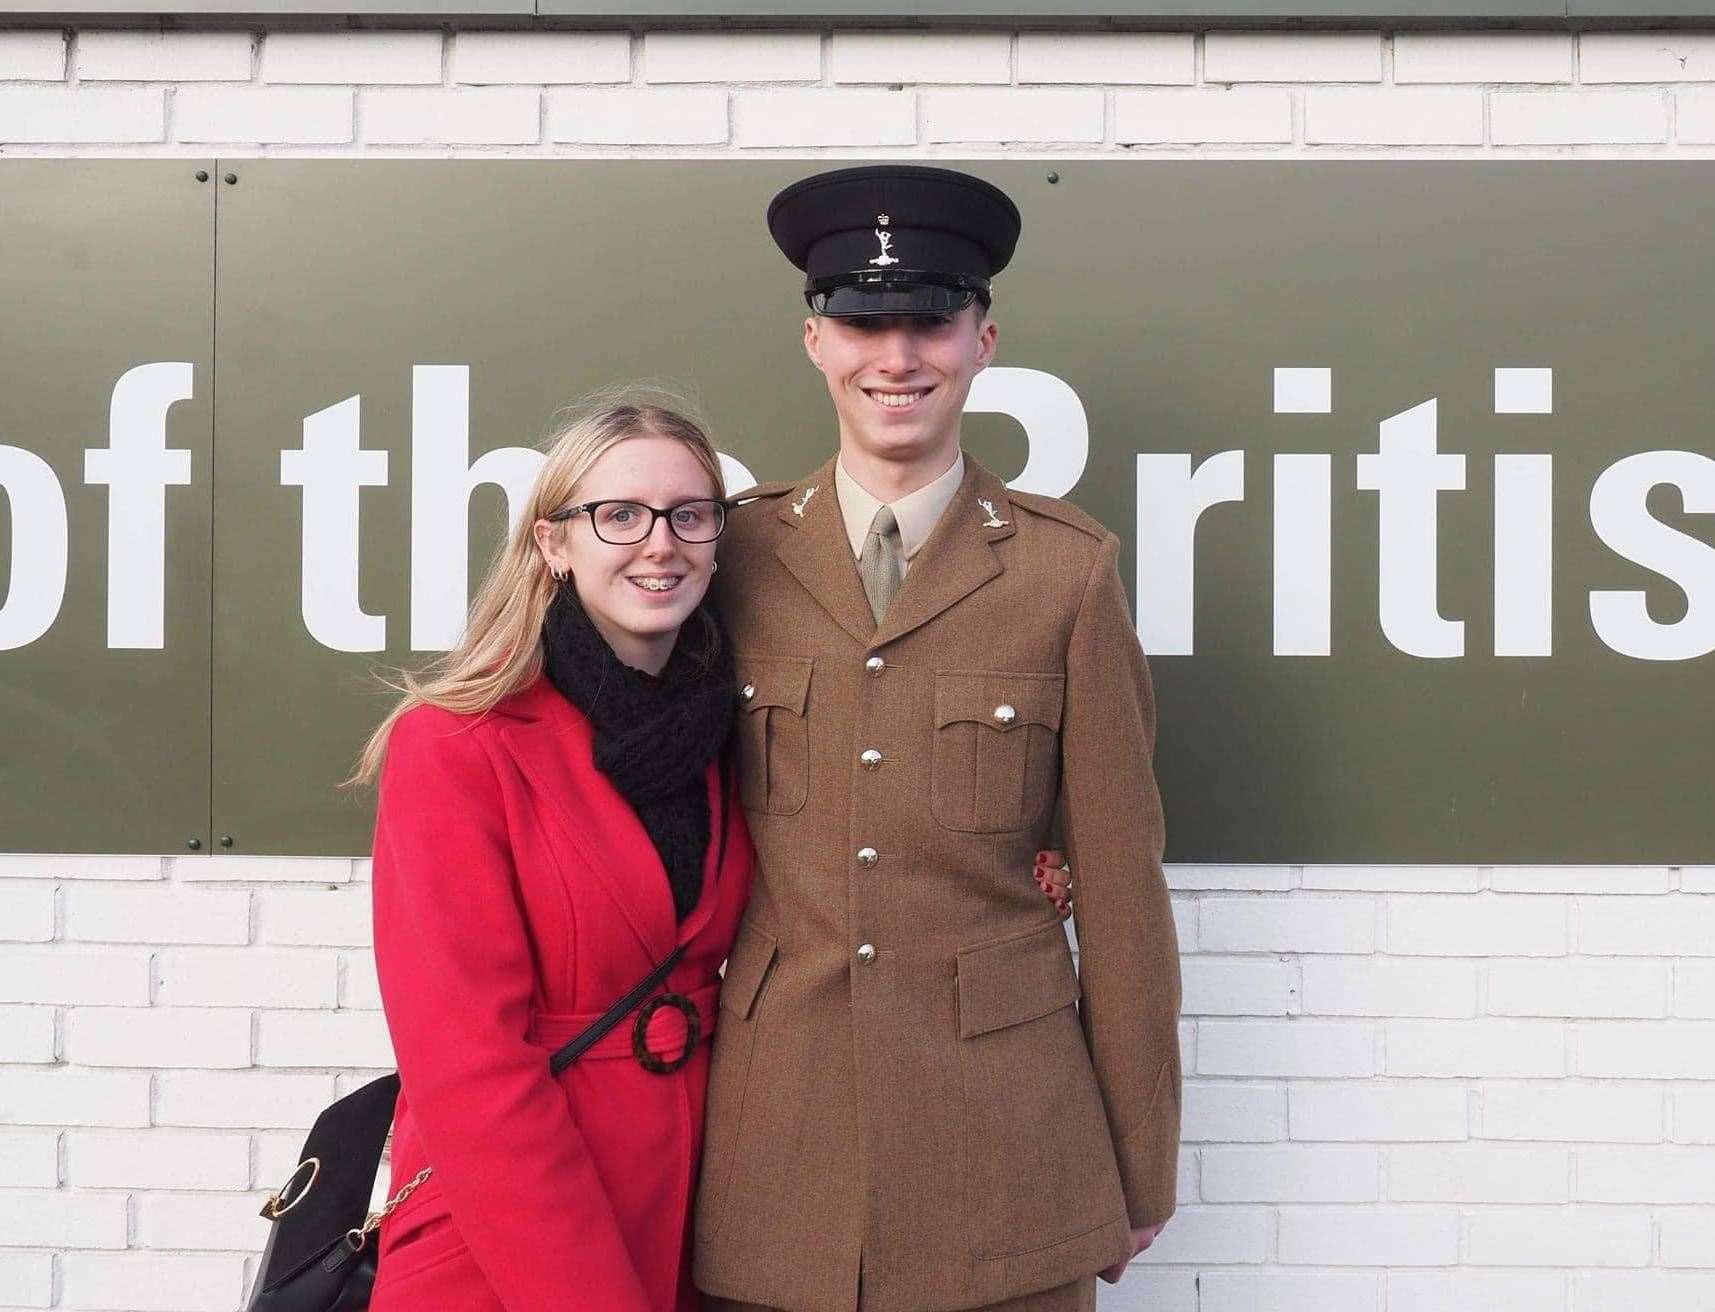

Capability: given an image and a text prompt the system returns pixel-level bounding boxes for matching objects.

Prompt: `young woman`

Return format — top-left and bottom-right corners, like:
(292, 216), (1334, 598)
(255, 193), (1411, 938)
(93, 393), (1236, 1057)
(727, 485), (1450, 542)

(352, 394), (1070, 1311)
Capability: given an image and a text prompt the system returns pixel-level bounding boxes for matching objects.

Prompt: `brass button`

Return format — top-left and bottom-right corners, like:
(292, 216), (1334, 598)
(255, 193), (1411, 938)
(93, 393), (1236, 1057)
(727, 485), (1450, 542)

(740, 683), (756, 703)
(859, 749), (883, 771)
(857, 847), (879, 868)
(856, 943), (877, 964)
(994, 703), (1017, 726)
(865, 656), (885, 676)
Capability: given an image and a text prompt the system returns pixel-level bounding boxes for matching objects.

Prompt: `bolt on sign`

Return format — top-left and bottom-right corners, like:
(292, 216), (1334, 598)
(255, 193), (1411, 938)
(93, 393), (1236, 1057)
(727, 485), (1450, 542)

(1, 161), (1710, 861)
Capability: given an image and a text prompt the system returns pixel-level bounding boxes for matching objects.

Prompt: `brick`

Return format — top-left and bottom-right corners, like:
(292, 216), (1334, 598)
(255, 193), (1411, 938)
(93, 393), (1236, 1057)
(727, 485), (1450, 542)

(830, 32), (1011, 85)
(362, 88), (540, 146)
(157, 947), (338, 1009)
(1165, 864), (1294, 891)
(352, 858), (373, 882)
(1386, 1144), (1568, 1202)
(1182, 958), (1297, 1016)
(258, 1009), (393, 1068)
(1170, 898), (1196, 952)
(342, 951), (383, 1009)
(0, 884), (54, 941)
(1204, 32), (1382, 83)
(1577, 1145), (1715, 1202)
(734, 89), (914, 148)
(1582, 31), (1715, 82)
(924, 89), (1103, 144)
(255, 1127), (315, 1188)
(1199, 1020), (1376, 1077)
(173, 855), (353, 883)
(1386, 1019), (1565, 1077)
(1574, 1272), (1715, 1311)
(0, 1249), (53, 1308)
(1661, 1210), (1715, 1267)
(1115, 88), (1291, 145)
(0, 1128), (60, 1186)
(67, 1006), (251, 1068)
(1490, 958), (1667, 1019)
(1391, 1270), (1570, 1312)
(1393, 32), (1573, 84)
(1306, 88), (1483, 145)
(0, 948), (149, 1004)
(175, 86), (352, 145)
(1680, 89), (1715, 143)
(547, 88), (726, 145)
(1483, 1081), (1664, 1142)
(0, 1069), (150, 1127)
(1132, 1205), (1272, 1264)
(157, 1071), (337, 1129)
(1289, 1081), (1469, 1141)
(645, 32), (819, 84)
(257, 887), (371, 947)
(1017, 33), (1193, 85)
(67, 1128), (249, 1189)
(262, 31), (441, 85)
(1388, 894), (1566, 956)
(1278, 1205), (1459, 1265)
(0, 31), (65, 80)
(1200, 1270), (1381, 1312)
(0, 856), (159, 880)
(0, 87), (164, 143)
(1202, 1145), (1379, 1201)
(1672, 1087), (1715, 1143)
(451, 31), (629, 85)
(1581, 896), (1715, 955)
(1302, 865), (1482, 892)
(64, 885), (248, 945)
(1468, 1206), (1650, 1265)
(1183, 1081), (1286, 1142)
(0, 1006), (55, 1063)
(1491, 91), (1666, 146)
(1579, 1022), (1715, 1077)
(1301, 956), (1476, 1018)
(77, 31), (252, 82)
(1492, 865), (1670, 893)
(0, 1190), (126, 1248)
(60, 1251), (247, 1312)
(1200, 897), (1375, 954)
(138, 1190), (275, 1252)
(1681, 867), (1715, 892)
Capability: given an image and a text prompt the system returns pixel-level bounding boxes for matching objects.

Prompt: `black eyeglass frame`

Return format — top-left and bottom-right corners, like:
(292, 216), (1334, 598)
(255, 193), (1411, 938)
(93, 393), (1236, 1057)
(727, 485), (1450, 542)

(544, 497), (733, 545)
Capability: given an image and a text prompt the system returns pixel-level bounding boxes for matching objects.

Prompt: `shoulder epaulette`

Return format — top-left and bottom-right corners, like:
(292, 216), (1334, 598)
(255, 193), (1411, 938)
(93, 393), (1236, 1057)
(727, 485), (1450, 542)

(730, 480), (796, 505)
(1005, 490), (1110, 542)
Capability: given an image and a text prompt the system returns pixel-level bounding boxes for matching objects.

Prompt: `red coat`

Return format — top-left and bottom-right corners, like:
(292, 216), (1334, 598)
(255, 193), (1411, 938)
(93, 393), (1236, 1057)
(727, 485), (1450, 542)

(368, 676), (752, 1312)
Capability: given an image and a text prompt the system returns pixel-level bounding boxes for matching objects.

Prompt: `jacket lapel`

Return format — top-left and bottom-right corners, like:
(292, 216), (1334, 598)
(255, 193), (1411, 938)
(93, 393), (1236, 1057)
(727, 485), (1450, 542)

(773, 456), (878, 648)
(872, 458), (1015, 649)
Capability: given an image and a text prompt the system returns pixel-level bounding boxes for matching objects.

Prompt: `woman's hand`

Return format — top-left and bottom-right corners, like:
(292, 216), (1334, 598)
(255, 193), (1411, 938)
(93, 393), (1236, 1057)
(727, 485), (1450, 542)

(1034, 849), (1073, 919)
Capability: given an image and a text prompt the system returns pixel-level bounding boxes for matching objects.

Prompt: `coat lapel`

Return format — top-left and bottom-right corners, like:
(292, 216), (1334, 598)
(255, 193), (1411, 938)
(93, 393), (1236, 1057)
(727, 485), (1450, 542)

(773, 456), (878, 648)
(871, 458), (1015, 649)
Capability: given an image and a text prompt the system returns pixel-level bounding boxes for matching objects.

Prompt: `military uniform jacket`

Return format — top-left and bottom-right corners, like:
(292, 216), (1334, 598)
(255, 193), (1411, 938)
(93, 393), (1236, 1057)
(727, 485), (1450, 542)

(693, 455), (1181, 1312)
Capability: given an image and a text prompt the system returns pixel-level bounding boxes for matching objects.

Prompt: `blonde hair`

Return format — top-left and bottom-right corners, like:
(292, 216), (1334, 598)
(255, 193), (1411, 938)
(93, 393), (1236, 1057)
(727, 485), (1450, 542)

(347, 385), (725, 786)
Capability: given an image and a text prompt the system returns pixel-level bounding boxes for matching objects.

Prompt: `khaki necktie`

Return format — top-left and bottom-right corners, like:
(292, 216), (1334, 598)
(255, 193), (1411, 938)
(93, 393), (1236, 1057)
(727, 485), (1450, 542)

(858, 505), (903, 624)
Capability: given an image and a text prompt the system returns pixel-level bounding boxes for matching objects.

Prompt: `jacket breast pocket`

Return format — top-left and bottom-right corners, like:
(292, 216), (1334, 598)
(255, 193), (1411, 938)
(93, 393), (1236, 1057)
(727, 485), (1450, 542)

(955, 920), (1126, 1259)
(931, 671), (1064, 834)
(734, 656), (812, 816)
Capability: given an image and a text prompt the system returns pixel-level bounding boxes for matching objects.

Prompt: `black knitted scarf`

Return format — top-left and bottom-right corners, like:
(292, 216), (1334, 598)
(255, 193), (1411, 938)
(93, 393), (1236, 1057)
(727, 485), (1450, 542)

(540, 588), (734, 923)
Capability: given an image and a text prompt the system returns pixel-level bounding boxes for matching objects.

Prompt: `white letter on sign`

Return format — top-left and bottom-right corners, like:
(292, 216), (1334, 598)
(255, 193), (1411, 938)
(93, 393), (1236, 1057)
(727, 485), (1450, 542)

(0, 445), (68, 650)
(1135, 450), (1245, 656)
(1589, 450), (1715, 661)
(965, 366), (1089, 498)
(84, 362), (195, 649)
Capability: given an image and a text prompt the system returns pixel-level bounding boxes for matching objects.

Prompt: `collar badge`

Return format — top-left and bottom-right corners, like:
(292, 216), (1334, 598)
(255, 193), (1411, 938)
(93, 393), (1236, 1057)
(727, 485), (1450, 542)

(977, 498), (1009, 529)
(792, 485), (818, 518)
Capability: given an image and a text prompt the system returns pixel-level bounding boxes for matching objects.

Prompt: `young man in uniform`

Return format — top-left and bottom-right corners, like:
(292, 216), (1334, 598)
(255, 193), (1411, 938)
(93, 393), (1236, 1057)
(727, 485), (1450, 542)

(695, 165), (1180, 1312)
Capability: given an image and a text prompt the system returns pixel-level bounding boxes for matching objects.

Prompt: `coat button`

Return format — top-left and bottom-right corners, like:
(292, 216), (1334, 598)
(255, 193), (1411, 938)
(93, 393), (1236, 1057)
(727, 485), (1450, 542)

(993, 703), (1017, 726)
(857, 847), (879, 868)
(740, 683), (756, 703)
(856, 943), (877, 964)
(865, 656), (885, 676)
(859, 749), (883, 770)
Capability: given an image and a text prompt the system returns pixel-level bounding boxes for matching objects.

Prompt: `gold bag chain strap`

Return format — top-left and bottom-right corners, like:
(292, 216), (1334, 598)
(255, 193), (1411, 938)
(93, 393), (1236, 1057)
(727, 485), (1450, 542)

(343, 1166), (433, 1252)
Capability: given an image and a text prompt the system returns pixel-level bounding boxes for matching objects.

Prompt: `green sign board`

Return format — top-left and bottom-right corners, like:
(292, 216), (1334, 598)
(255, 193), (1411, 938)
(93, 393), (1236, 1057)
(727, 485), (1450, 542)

(3, 161), (1712, 861)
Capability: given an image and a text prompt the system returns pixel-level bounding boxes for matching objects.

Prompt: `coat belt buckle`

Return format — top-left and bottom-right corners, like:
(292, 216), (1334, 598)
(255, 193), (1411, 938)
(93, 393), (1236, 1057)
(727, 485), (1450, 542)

(632, 992), (701, 1074)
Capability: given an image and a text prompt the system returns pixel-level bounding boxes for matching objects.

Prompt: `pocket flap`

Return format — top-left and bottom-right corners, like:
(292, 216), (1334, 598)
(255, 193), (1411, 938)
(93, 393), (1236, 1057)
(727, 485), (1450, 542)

(737, 655), (812, 716)
(956, 919), (1080, 1039)
(719, 920), (778, 1020)
(935, 671), (1064, 733)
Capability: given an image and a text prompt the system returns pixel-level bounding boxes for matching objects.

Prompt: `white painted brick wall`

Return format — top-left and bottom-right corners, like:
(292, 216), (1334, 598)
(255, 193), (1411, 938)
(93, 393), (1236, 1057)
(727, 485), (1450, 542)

(6, 20), (1715, 1307)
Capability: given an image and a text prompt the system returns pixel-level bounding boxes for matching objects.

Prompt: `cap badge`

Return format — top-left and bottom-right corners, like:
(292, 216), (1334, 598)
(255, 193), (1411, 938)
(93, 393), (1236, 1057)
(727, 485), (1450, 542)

(792, 484), (819, 518)
(869, 229), (900, 268)
(978, 497), (1009, 529)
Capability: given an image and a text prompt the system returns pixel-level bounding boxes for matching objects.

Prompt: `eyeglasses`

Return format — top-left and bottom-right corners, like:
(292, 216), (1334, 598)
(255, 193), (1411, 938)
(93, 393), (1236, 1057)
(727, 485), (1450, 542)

(546, 498), (729, 545)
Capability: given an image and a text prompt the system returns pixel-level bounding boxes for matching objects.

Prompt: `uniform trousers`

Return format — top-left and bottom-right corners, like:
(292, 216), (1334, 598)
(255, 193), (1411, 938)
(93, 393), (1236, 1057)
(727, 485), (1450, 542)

(706, 1277), (1096, 1312)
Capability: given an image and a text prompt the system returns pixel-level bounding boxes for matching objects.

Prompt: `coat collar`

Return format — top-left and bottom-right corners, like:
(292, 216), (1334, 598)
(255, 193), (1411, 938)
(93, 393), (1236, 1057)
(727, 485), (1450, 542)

(774, 452), (1016, 651)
